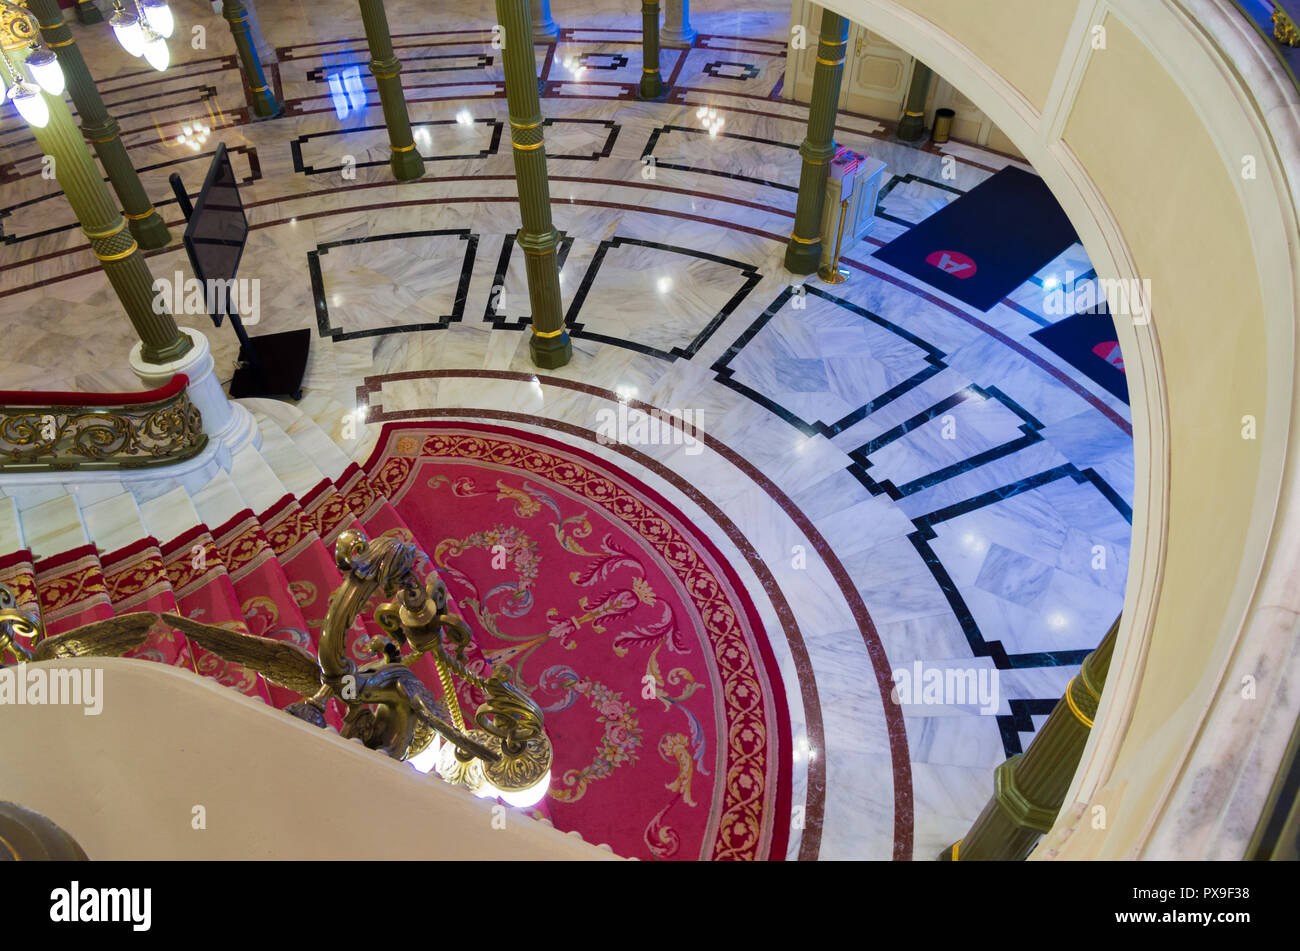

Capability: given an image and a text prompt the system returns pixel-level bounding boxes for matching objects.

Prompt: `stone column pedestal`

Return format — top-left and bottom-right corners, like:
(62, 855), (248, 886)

(662, 0), (696, 48)
(530, 0), (558, 43)
(130, 328), (262, 457)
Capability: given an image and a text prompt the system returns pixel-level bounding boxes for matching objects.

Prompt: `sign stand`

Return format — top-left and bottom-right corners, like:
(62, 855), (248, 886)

(168, 154), (309, 401)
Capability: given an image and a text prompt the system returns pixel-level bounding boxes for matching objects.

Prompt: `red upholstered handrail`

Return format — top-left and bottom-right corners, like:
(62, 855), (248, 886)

(0, 374), (189, 408)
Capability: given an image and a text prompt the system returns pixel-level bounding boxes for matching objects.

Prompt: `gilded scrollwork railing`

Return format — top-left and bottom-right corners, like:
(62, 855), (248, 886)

(0, 374), (206, 473)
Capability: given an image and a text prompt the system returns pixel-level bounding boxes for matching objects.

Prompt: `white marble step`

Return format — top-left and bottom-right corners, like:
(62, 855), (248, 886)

(248, 415), (328, 498)
(138, 485), (203, 544)
(4, 398), (357, 564)
(22, 492), (90, 562)
(190, 469), (253, 531)
(240, 397), (355, 481)
(80, 491), (148, 556)
(0, 495), (23, 554)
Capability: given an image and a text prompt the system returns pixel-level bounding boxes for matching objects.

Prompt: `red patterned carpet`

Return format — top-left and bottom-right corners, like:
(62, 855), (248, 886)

(366, 422), (794, 861)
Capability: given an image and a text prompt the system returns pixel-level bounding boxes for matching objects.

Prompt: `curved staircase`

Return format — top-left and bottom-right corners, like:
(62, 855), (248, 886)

(0, 398), (435, 725)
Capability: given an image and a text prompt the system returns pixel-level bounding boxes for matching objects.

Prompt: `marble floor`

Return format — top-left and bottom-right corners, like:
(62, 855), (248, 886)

(0, 0), (1133, 860)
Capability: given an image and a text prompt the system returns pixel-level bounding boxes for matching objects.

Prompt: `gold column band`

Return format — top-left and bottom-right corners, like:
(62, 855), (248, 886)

(1079, 666), (1101, 699)
(45, 37), (76, 48)
(790, 233), (819, 245)
(532, 326), (565, 338)
(952, 839), (962, 861)
(251, 84), (269, 93)
(642, 67), (659, 73)
(1064, 677), (1094, 728)
(124, 207), (157, 221)
(83, 220), (126, 240)
(372, 70), (399, 79)
(522, 246), (555, 256)
(815, 56), (845, 66)
(88, 132), (120, 144)
(512, 139), (544, 151)
(509, 118), (543, 130)
(94, 241), (140, 262)
(391, 142), (416, 152)
(904, 110), (924, 117)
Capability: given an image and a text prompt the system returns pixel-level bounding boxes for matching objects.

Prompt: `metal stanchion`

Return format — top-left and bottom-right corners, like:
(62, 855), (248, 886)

(818, 198), (850, 284)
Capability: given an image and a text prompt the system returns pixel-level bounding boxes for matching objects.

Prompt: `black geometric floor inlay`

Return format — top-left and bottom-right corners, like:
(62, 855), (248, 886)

(846, 385), (1045, 500)
(0, 145), (261, 247)
(906, 462), (1131, 671)
(703, 61), (761, 80)
(482, 232), (576, 330)
(874, 172), (964, 227)
(577, 53), (629, 70)
(307, 229), (478, 341)
(540, 118), (621, 161)
(290, 119), (504, 175)
(642, 124), (798, 193)
(563, 236), (761, 362)
(305, 53), (493, 82)
(711, 284), (948, 438)
(996, 698), (1059, 757)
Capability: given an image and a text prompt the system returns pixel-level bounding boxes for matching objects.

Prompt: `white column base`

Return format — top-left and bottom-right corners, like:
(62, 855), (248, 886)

(663, 0), (697, 47)
(530, 0), (559, 43)
(129, 327), (262, 464)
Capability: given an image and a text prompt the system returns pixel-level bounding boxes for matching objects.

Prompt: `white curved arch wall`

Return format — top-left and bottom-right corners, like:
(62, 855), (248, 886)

(816, 0), (1300, 857)
(0, 659), (619, 860)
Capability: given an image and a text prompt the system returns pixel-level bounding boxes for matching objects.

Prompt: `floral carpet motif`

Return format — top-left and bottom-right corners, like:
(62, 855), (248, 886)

(366, 422), (793, 861)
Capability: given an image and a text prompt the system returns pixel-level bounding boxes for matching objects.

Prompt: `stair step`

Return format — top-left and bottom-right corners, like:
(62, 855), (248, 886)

(299, 478), (365, 546)
(33, 544), (113, 636)
(0, 495), (23, 554)
(251, 416), (327, 498)
(212, 509), (318, 711)
(22, 492), (89, 561)
(161, 525), (272, 703)
(0, 546), (41, 650)
(229, 443), (292, 517)
(138, 485), (203, 544)
(190, 470), (252, 533)
(242, 397), (355, 482)
(81, 491), (147, 556)
(100, 538), (192, 669)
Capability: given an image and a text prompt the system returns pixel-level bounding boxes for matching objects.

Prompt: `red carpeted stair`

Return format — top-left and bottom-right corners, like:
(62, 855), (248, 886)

(1, 408), (791, 859)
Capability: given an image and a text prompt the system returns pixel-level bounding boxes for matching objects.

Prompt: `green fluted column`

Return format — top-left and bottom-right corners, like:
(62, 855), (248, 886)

(29, 0), (169, 250)
(74, 0), (102, 25)
(495, 0), (570, 369)
(357, 0), (424, 181)
(12, 61), (190, 365)
(783, 9), (848, 275)
(896, 61), (933, 142)
(639, 0), (662, 100)
(941, 617), (1120, 861)
(222, 0), (282, 119)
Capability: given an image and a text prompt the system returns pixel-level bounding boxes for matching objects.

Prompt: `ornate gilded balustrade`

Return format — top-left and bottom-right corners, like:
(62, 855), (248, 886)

(0, 374), (206, 473)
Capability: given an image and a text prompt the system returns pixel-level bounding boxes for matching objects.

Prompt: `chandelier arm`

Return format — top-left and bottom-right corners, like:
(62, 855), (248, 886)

(431, 645), (467, 733)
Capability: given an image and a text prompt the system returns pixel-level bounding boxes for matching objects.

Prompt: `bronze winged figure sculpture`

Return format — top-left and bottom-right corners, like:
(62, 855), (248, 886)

(1, 584), (157, 662)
